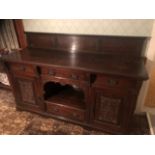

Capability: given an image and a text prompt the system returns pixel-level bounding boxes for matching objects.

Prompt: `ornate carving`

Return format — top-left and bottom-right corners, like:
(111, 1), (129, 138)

(96, 95), (121, 124)
(18, 79), (35, 104)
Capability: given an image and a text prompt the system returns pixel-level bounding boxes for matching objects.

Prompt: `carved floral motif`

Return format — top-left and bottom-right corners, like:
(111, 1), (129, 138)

(96, 95), (121, 124)
(18, 80), (35, 104)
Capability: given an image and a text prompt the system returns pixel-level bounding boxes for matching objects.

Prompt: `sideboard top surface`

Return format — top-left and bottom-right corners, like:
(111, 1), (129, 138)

(3, 48), (148, 80)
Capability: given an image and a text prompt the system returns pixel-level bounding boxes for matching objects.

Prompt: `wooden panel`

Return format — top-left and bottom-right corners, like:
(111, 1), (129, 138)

(0, 59), (5, 72)
(25, 32), (147, 56)
(46, 102), (85, 122)
(13, 19), (27, 48)
(14, 75), (43, 112)
(41, 66), (90, 82)
(27, 33), (55, 49)
(92, 88), (127, 127)
(100, 37), (145, 55)
(93, 74), (135, 89)
(56, 35), (98, 52)
(10, 62), (36, 77)
(18, 79), (35, 104)
(95, 95), (121, 124)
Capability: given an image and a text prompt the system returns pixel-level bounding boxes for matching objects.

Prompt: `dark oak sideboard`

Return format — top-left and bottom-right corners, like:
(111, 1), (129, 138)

(2, 33), (148, 134)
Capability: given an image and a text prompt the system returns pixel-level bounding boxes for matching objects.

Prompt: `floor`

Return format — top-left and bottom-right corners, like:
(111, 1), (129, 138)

(0, 89), (150, 135)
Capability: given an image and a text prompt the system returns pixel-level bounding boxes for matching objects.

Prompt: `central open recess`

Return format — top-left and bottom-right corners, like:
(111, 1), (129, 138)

(43, 81), (86, 110)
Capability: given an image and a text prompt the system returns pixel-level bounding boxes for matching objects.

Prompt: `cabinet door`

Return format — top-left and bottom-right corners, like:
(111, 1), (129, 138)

(14, 76), (43, 112)
(91, 88), (130, 132)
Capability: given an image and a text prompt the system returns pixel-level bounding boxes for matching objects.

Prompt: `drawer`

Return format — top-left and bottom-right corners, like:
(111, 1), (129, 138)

(93, 74), (134, 89)
(41, 66), (90, 82)
(46, 102), (85, 122)
(10, 63), (36, 76)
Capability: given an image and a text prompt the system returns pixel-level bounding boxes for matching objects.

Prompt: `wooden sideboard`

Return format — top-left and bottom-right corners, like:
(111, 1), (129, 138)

(2, 32), (148, 134)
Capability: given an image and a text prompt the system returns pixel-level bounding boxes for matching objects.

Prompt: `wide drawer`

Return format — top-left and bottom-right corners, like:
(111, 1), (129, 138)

(10, 63), (36, 76)
(93, 74), (135, 89)
(41, 66), (90, 82)
(46, 102), (85, 122)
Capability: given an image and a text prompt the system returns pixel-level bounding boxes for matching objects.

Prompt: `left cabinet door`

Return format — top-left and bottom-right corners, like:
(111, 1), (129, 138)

(13, 75), (43, 113)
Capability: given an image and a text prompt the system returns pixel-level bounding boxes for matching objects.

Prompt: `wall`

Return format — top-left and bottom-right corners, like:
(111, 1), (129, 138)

(23, 19), (153, 36)
(22, 19), (155, 113)
(137, 20), (155, 113)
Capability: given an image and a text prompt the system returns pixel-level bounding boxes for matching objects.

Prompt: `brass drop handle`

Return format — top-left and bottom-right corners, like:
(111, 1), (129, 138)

(30, 43), (34, 47)
(48, 70), (55, 76)
(20, 66), (26, 72)
(72, 112), (78, 118)
(98, 116), (103, 121)
(107, 79), (119, 86)
(53, 107), (59, 112)
(38, 97), (42, 102)
(70, 74), (79, 80)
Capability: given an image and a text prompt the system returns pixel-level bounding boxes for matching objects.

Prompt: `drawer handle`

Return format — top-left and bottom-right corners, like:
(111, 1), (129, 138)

(53, 107), (59, 112)
(70, 74), (79, 80)
(20, 66), (26, 72)
(107, 79), (119, 86)
(48, 70), (55, 76)
(38, 97), (42, 102)
(98, 116), (103, 121)
(72, 113), (78, 118)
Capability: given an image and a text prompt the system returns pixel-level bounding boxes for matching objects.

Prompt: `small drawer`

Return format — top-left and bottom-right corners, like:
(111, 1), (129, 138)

(41, 66), (56, 76)
(93, 74), (134, 89)
(41, 66), (90, 82)
(10, 63), (36, 76)
(46, 102), (85, 122)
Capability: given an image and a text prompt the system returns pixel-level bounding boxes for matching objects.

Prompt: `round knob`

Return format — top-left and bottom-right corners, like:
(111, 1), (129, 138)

(48, 70), (55, 76)
(20, 66), (26, 72)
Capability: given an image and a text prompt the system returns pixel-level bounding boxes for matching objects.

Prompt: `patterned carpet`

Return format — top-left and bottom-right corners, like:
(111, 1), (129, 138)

(0, 89), (150, 135)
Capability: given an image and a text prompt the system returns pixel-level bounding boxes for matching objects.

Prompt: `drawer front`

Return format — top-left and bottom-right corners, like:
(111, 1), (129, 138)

(46, 102), (85, 122)
(41, 66), (90, 82)
(93, 74), (134, 89)
(10, 63), (36, 76)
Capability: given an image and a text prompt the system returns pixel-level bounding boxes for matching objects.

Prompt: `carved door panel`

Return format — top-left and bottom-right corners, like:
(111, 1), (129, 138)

(14, 76), (43, 111)
(95, 94), (121, 124)
(91, 88), (129, 130)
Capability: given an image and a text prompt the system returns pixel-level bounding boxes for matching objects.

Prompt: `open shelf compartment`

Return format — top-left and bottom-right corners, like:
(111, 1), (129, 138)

(43, 81), (86, 110)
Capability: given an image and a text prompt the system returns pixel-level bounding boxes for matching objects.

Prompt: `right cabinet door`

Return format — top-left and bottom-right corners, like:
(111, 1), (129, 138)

(91, 87), (131, 133)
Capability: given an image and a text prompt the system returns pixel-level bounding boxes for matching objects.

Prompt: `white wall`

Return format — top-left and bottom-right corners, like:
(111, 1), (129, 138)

(136, 20), (155, 113)
(23, 19), (153, 36)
